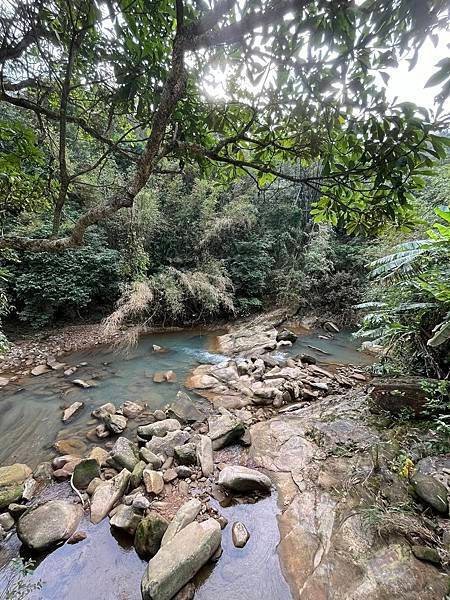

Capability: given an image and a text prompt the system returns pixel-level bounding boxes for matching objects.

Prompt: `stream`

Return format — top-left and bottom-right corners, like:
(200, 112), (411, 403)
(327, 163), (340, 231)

(0, 327), (372, 600)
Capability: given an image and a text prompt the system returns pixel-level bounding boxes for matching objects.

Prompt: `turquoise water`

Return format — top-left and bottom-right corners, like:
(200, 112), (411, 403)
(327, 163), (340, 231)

(0, 330), (225, 468)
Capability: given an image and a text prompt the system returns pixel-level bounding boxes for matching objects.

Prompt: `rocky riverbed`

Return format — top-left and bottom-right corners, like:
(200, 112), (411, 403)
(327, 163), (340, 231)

(0, 315), (449, 599)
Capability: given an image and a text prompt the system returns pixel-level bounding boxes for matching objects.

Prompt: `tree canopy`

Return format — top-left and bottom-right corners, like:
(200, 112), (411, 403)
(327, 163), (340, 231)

(0, 0), (449, 251)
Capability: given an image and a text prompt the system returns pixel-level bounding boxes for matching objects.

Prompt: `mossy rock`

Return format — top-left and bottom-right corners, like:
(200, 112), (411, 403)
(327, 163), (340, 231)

(412, 545), (441, 565)
(0, 484), (24, 509)
(411, 473), (449, 514)
(72, 459), (101, 489)
(134, 512), (169, 559)
(130, 461), (146, 489)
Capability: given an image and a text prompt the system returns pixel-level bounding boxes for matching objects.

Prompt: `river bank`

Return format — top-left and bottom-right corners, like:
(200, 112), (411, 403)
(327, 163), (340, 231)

(0, 315), (448, 599)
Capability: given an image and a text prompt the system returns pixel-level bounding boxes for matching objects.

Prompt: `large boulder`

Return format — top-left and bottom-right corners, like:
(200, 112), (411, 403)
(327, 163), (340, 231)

(90, 469), (130, 524)
(141, 519), (221, 600)
(138, 419), (181, 440)
(145, 430), (190, 458)
(134, 512), (169, 558)
(17, 500), (83, 550)
(161, 499), (202, 546)
(218, 465), (271, 493)
(411, 474), (449, 513)
(208, 410), (245, 450)
(196, 435), (214, 477)
(72, 459), (101, 489)
(109, 437), (140, 471)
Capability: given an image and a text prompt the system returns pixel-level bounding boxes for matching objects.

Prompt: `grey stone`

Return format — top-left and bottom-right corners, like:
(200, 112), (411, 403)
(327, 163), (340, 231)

(110, 437), (140, 471)
(104, 413), (127, 434)
(208, 411), (245, 450)
(132, 495), (151, 511)
(174, 443), (197, 466)
(121, 401), (144, 418)
(167, 391), (205, 424)
(232, 521), (250, 547)
(138, 419), (181, 440)
(411, 474), (449, 513)
(0, 512), (14, 531)
(146, 430), (190, 458)
(130, 461), (146, 489)
(141, 519), (221, 600)
(62, 401), (84, 422)
(92, 402), (116, 419)
(140, 448), (163, 469)
(90, 469), (130, 524)
(17, 500), (83, 550)
(110, 504), (142, 535)
(218, 465), (271, 493)
(161, 498), (202, 546)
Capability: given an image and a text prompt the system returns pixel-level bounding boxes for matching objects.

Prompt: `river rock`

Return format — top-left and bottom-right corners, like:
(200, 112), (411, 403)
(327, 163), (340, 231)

(153, 370), (177, 383)
(110, 504), (142, 535)
(141, 518), (221, 600)
(95, 423), (110, 438)
(72, 379), (93, 389)
(143, 468), (164, 495)
(88, 446), (109, 466)
(90, 469), (131, 524)
(72, 459), (101, 489)
(121, 401), (144, 419)
(161, 498), (202, 546)
(218, 465), (271, 493)
(0, 512), (14, 531)
(232, 522), (250, 548)
(0, 485), (23, 509)
(22, 477), (37, 501)
(146, 430), (190, 458)
(276, 329), (297, 343)
(175, 466), (193, 479)
(138, 419), (181, 440)
(86, 477), (103, 495)
(208, 410), (245, 449)
(132, 495), (151, 511)
(140, 448), (163, 469)
(130, 461), (146, 489)
(167, 391), (205, 424)
(62, 401), (84, 422)
(163, 469), (178, 483)
(0, 376), (10, 387)
(17, 500), (83, 550)
(174, 443), (197, 466)
(134, 512), (169, 559)
(31, 364), (50, 376)
(92, 403), (116, 419)
(196, 435), (214, 477)
(0, 464), (32, 488)
(54, 437), (86, 456)
(109, 437), (140, 471)
(104, 413), (127, 434)
(411, 473), (449, 513)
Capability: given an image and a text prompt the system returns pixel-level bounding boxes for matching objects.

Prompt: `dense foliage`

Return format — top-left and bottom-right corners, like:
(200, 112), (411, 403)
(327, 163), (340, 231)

(357, 161), (450, 378)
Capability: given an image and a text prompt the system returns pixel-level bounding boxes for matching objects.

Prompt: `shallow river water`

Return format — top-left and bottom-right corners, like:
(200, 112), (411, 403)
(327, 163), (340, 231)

(0, 327), (371, 600)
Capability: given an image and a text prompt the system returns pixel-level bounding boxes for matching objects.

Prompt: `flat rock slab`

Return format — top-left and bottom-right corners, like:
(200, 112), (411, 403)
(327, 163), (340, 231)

(141, 518), (221, 600)
(218, 465), (271, 493)
(62, 401), (84, 422)
(17, 500), (83, 550)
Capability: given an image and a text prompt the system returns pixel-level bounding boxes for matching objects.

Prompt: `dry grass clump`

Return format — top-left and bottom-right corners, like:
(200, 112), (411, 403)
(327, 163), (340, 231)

(102, 281), (153, 339)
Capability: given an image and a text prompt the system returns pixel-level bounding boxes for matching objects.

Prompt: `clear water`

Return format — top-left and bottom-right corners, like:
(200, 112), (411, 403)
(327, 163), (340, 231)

(0, 330), (226, 468)
(0, 326), (371, 600)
